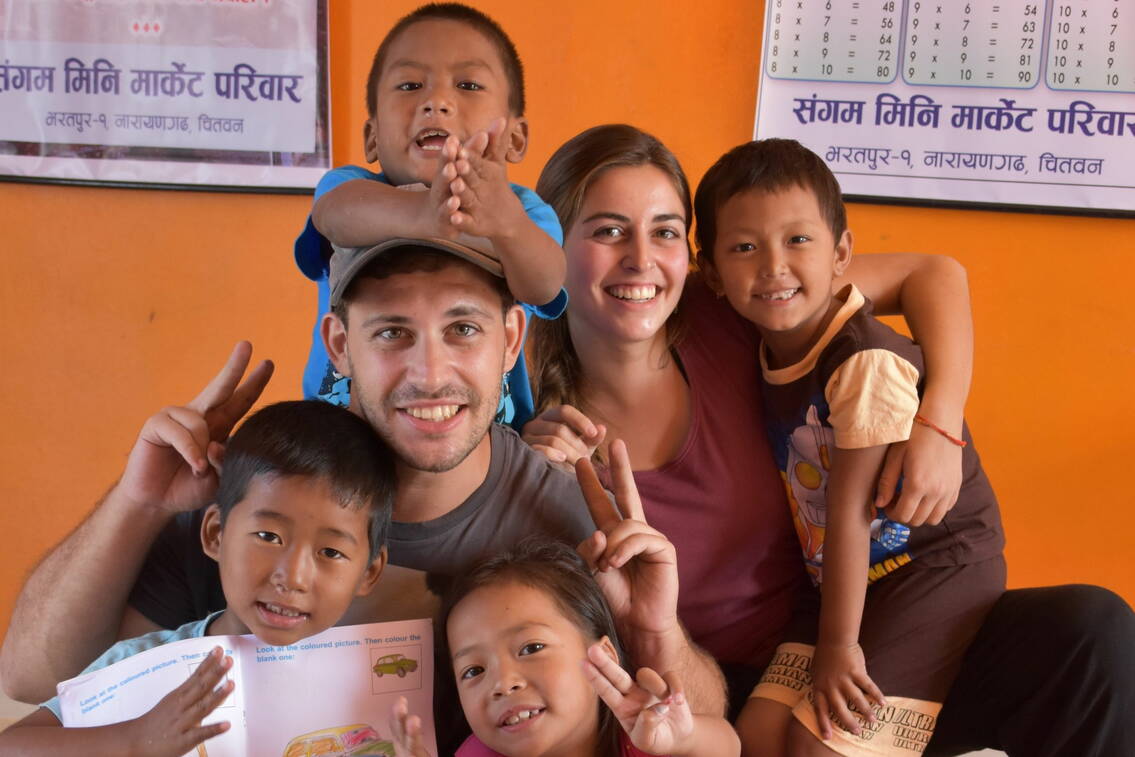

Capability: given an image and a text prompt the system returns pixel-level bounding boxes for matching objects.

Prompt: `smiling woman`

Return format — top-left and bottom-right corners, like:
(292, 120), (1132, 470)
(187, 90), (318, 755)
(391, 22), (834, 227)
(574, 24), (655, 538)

(526, 125), (804, 671)
(523, 122), (992, 695)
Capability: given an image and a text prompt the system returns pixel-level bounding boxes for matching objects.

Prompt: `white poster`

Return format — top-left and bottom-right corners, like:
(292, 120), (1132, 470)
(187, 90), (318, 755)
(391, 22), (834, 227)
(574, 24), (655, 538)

(754, 0), (1135, 214)
(0, 0), (329, 190)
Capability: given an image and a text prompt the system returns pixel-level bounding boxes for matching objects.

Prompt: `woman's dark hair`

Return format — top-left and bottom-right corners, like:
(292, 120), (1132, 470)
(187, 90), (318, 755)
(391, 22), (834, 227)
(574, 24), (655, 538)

(530, 124), (692, 435)
(437, 540), (628, 757)
(215, 400), (394, 561)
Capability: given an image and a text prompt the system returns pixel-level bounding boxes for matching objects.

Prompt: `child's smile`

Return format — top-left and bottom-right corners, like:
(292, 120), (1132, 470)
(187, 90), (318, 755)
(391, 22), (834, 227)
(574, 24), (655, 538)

(255, 600), (310, 630)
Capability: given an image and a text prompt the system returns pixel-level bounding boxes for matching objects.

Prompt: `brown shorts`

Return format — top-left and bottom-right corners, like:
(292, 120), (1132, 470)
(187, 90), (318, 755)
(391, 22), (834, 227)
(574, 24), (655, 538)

(751, 555), (1006, 755)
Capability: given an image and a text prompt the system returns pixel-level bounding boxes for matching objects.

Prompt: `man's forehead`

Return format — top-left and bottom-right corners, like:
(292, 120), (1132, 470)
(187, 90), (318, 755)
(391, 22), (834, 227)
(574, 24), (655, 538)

(347, 266), (503, 320)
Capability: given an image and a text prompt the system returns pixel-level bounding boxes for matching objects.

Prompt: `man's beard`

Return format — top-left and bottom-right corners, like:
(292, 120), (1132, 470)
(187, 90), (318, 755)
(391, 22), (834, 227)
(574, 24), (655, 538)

(348, 357), (501, 474)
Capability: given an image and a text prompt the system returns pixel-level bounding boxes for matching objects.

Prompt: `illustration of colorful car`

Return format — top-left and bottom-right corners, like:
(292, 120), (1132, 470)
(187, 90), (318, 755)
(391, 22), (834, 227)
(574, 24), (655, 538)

(282, 724), (395, 757)
(371, 653), (418, 678)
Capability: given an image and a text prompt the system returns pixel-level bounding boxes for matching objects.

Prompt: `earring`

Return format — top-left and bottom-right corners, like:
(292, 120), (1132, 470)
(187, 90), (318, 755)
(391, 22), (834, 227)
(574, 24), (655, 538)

(494, 373), (513, 424)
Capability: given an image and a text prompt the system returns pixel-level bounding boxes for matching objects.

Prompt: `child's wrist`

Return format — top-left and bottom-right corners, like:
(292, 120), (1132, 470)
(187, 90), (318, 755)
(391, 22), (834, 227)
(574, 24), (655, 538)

(489, 199), (528, 244)
(815, 635), (857, 653)
(915, 392), (963, 437)
(912, 388), (967, 429)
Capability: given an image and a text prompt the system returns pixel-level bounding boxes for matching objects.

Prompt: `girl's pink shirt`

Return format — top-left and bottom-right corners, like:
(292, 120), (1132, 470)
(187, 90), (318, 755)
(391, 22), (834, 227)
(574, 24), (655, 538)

(455, 731), (657, 756)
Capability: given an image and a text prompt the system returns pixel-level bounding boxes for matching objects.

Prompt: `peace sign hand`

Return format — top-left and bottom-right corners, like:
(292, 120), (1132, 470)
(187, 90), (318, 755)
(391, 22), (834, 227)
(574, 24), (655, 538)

(117, 341), (273, 514)
(576, 440), (680, 652)
(584, 643), (696, 756)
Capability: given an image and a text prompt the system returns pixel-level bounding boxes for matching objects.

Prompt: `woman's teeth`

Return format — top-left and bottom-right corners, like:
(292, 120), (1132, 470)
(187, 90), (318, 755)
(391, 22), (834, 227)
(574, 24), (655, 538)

(406, 405), (459, 421)
(607, 285), (657, 302)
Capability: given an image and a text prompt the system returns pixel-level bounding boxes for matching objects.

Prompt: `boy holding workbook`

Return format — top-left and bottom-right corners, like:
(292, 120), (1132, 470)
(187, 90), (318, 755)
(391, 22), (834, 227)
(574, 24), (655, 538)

(0, 400), (394, 755)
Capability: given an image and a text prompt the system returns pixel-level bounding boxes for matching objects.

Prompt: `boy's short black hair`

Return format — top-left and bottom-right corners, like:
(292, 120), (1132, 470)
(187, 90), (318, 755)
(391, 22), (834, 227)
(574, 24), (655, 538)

(215, 400), (394, 561)
(365, 3), (525, 118)
(331, 246), (516, 326)
(694, 138), (846, 263)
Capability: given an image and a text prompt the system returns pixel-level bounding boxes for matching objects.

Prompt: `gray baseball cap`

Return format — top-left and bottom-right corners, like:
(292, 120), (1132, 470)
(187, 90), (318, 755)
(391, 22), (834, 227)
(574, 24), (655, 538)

(328, 235), (503, 308)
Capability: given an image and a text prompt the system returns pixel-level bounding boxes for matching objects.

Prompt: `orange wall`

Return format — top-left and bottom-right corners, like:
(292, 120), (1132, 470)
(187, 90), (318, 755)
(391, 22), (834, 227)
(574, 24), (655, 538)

(1, 0), (1132, 638)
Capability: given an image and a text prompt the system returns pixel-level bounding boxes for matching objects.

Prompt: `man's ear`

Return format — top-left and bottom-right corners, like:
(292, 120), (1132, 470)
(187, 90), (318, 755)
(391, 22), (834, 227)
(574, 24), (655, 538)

(833, 229), (853, 277)
(502, 304), (526, 372)
(363, 118), (380, 164)
(200, 504), (224, 563)
(594, 635), (620, 666)
(356, 546), (387, 597)
(505, 117), (528, 164)
(322, 312), (352, 379)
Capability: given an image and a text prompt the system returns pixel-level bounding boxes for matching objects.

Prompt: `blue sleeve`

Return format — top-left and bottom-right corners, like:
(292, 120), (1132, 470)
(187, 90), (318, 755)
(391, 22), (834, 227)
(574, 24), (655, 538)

(296, 167), (385, 402)
(511, 183), (563, 245)
(508, 183), (568, 319)
(40, 618), (211, 722)
(294, 165), (385, 280)
(496, 184), (567, 430)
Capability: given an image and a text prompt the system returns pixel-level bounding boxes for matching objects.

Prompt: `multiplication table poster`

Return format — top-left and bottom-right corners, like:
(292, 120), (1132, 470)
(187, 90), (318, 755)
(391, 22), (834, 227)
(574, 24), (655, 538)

(754, 0), (1134, 214)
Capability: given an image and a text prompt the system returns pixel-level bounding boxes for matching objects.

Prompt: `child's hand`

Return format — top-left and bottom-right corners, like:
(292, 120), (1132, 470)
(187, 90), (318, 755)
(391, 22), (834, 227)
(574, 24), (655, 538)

(405, 155), (464, 241)
(875, 421), (962, 526)
(389, 696), (431, 757)
(576, 441), (680, 650)
(809, 642), (886, 739)
(128, 646), (233, 757)
(441, 118), (527, 241)
(119, 342), (273, 514)
(521, 404), (606, 464)
(584, 644), (695, 756)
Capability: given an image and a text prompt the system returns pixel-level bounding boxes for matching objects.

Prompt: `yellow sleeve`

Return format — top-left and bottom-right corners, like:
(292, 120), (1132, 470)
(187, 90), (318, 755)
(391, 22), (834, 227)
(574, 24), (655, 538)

(824, 349), (920, 449)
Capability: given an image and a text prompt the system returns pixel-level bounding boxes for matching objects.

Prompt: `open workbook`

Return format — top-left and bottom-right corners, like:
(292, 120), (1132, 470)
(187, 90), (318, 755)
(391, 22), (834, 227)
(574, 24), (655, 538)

(56, 618), (435, 757)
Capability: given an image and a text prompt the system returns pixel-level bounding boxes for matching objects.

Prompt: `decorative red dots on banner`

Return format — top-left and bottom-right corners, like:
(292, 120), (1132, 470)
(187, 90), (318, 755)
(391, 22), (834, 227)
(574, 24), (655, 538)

(129, 19), (163, 37)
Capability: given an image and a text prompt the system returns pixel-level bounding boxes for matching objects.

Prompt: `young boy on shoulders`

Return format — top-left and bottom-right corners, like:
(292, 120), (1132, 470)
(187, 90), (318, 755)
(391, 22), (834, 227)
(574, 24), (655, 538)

(295, 3), (565, 427)
(0, 400), (393, 756)
(695, 139), (1006, 757)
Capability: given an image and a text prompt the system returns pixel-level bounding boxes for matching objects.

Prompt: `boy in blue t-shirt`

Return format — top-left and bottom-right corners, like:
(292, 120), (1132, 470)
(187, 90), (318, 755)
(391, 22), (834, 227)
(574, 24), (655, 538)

(0, 401), (393, 755)
(295, 3), (566, 428)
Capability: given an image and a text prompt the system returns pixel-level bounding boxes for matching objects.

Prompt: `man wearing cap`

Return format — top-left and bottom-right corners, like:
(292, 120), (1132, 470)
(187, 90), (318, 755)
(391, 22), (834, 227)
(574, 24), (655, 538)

(0, 236), (728, 718)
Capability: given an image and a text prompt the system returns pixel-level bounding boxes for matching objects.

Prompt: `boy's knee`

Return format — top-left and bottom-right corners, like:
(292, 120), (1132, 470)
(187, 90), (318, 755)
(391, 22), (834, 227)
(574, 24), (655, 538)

(737, 697), (793, 757)
(785, 718), (841, 757)
(997, 584), (1135, 705)
(1036, 585), (1135, 658)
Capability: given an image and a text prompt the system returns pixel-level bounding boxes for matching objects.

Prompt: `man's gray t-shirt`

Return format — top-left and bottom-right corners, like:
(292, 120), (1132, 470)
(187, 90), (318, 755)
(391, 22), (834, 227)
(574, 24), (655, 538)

(129, 424), (596, 629)
(387, 424), (595, 573)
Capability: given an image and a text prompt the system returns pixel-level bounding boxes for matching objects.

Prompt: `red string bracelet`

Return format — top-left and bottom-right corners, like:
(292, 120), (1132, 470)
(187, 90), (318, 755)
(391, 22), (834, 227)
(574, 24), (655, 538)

(914, 414), (967, 447)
